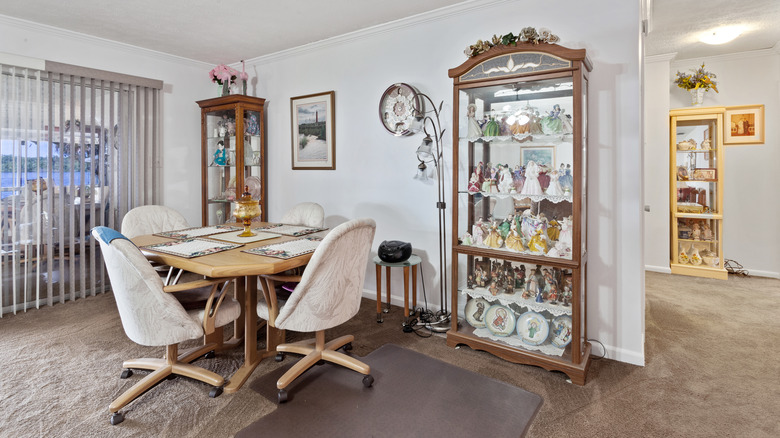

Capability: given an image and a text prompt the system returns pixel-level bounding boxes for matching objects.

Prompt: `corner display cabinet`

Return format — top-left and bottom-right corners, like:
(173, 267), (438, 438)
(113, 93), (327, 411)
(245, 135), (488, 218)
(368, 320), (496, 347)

(197, 95), (266, 226)
(447, 42), (592, 384)
(669, 107), (726, 280)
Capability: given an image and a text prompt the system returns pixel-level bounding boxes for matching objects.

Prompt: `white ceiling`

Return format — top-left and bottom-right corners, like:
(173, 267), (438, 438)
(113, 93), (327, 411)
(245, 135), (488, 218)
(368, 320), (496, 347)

(645, 0), (780, 59)
(0, 1), (778, 64)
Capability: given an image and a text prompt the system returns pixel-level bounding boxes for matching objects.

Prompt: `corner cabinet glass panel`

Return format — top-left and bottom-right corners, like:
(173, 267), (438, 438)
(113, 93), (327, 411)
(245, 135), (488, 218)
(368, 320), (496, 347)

(197, 95), (266, 226)
(669, 107), (726, 280)
(448, 43), (592, 385)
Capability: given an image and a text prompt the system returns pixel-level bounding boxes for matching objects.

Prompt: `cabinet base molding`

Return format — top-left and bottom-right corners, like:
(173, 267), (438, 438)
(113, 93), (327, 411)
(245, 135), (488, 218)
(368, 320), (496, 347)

(446, 330), (592, 386)
(670, 263), (727, 280)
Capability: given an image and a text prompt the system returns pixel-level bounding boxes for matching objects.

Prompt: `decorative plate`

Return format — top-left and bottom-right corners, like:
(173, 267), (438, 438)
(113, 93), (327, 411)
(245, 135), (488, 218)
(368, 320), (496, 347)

(464, 297), (490, 328)
(550, 315), (573, 348)
(378, 83), (422, 136)
(245, 175), (262, 200)
(516, 311), (549, 346)
(484, 304), (516, 337)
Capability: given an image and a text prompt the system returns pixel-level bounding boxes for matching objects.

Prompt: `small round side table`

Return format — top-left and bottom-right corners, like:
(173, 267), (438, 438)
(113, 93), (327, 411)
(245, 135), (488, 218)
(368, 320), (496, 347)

(373, 254), (422, 323)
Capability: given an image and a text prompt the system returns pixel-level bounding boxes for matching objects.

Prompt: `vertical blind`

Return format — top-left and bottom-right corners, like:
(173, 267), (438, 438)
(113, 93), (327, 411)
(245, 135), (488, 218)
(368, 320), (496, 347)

(0, 62), (162, 316)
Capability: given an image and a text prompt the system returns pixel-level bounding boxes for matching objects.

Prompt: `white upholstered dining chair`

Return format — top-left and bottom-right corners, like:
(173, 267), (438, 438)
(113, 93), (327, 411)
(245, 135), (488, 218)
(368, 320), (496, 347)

(279, 202), (325, 228)
(258, 218), (376, 403)
(121, 205), (190, 285)
(92, 226), (241, 425)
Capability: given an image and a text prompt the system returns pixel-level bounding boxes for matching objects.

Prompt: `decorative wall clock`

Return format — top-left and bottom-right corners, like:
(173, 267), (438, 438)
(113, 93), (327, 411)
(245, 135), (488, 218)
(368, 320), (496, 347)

(379, 83), (422, 136)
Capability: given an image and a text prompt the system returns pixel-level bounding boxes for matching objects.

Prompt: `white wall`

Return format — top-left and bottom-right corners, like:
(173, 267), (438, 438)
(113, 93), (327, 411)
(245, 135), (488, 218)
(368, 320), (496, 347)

(644, 48), (780, 278)
(0, 0), (646, 365)
(0, 15), (213, 223)
(249, 0), (644, 365)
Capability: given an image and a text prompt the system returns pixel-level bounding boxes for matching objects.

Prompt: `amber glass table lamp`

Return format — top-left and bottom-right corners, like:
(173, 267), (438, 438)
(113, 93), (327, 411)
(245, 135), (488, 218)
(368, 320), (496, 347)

(233, 185), (261, 237)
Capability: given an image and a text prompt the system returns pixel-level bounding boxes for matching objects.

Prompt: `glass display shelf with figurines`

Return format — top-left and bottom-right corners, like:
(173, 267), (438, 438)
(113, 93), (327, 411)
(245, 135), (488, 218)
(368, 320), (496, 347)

(198, 95), (266, 226)
(669, 107), (726, 279)
(459, 256), (576, 359)
(448, 39), (591, 384)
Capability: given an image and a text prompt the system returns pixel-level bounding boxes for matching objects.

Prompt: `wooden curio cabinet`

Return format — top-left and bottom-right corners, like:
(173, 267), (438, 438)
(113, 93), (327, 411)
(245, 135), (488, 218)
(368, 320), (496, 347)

(447, 43), (592, 384)
(197, 95), (266, 226)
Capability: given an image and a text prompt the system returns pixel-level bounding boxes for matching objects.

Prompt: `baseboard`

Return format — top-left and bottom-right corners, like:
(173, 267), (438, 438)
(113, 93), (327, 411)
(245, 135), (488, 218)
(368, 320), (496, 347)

(597, 342), (645, 366)
(361, 289), (442, 314)
(644, 265), (671, 274)
(744, 269), (780, 279)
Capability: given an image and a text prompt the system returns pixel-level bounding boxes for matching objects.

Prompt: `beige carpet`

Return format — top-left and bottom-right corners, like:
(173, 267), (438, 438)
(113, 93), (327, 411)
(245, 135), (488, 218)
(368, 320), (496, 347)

(0, 272), (778, 437)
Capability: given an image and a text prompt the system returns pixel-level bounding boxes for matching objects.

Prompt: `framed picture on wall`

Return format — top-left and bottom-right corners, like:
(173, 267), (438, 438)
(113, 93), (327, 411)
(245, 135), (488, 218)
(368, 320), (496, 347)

(724, 104), (764, 145)
(290, 91), (335, 169)
(520, 146), (556, 168)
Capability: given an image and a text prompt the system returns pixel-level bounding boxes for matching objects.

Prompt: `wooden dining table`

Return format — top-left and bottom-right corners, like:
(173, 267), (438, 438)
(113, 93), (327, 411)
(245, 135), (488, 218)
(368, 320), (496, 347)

(131, 223), (322, 393)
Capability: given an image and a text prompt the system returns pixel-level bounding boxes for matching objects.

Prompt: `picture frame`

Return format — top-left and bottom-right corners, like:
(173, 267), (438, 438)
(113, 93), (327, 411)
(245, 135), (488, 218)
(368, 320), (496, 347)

(691, 168), (717, 181)
(724, 104), (764, 145)
(290, 91), (335, 169)
(520, 146), (555, 168)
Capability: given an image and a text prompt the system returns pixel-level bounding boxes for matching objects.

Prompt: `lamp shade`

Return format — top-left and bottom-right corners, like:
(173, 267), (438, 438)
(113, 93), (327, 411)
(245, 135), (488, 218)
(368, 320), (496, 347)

(416, 136), (434, 162)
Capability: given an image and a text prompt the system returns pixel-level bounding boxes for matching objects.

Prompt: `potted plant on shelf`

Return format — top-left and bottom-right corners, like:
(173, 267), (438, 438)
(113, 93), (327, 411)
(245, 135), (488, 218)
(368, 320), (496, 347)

(673, 64), (718, 107)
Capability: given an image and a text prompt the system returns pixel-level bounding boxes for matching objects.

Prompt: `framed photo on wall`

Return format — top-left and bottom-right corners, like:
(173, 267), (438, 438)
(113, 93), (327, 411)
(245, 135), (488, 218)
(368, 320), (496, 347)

(520, 146), (556, 168)
(724, 104), (764, 145)
(290, 91), (335, 169)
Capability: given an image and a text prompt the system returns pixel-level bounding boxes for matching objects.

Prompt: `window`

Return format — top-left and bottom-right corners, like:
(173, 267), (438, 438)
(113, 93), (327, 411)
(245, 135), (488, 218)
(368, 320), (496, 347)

(0, 61), (162, 316)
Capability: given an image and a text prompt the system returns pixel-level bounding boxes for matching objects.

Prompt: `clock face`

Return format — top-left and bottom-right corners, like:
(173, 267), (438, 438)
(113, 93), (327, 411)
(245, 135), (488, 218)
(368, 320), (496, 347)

(379, 83), (422, 135)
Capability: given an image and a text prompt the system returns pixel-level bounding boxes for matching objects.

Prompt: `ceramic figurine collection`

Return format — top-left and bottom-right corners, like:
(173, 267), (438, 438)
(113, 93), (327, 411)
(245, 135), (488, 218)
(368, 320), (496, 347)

(467, 160), (573, 197)
(463, 259), (573, 349)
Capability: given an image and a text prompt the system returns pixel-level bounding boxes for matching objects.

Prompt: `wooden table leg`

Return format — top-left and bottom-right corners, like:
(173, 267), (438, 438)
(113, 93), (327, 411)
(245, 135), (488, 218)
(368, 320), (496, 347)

(224, 275), (261, 394)
(376, 263), (382, 323)
(411, 265), (418, 315)
(403, 266), (410, 317)
(385, 266), (391, 313)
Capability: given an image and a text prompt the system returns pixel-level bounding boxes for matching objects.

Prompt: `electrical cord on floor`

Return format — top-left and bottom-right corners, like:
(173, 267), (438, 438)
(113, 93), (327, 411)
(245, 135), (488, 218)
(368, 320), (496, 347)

(724, 259), (749, 277)
(401, 265), (434, 337)
(587, 338), (606, 360)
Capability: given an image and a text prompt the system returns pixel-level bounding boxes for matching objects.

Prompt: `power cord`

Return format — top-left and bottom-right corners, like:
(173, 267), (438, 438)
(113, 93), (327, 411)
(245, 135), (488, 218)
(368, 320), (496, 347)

(400, 265), (434, 337)
(587, 338), (606, 360)
(724, 259), (749, 277)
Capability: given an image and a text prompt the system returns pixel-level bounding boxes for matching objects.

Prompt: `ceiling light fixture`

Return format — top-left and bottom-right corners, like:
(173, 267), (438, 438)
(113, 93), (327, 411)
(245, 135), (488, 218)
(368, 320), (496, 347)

(699, 26), (743, 45)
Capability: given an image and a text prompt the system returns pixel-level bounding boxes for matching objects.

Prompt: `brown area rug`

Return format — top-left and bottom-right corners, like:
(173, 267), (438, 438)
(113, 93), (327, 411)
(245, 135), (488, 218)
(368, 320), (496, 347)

(241, 343), (543, 438)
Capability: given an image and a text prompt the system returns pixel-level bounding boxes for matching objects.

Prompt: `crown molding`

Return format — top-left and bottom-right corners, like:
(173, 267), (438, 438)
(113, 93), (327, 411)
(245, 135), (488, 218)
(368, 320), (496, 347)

(0, 14), (210, 69)
(245, 0), (514, 65)
(671, 46), (779, 67)
(644, 53), (676, 64)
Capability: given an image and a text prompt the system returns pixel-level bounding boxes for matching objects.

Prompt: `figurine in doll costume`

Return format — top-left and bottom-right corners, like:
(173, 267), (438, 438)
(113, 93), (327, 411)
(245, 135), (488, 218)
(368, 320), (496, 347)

(520, 160), (544, 195)
(540, 104), (563, 134)
(497, 164), (514, 193)
(559, 163), (574, 192)
(483, 221), (503, 249)
(466, 103), (483, 139)
(702, 223), (713, 241)
(472, 222), (484, 246)
(513, 165), (525, 193)
(213, 140), (227, 165)
(559, 107), (574, 134)
(547, 216), (561, 241)
(559, 215), (573, 247)
(461, 232), (473, 246)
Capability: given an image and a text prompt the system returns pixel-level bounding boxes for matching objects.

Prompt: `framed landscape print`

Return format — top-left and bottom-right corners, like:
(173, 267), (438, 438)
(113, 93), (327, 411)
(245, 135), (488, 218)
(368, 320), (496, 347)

(520, 146), (555, 168)
(291, 91), (335, 169)
(724, 104), (764, 145)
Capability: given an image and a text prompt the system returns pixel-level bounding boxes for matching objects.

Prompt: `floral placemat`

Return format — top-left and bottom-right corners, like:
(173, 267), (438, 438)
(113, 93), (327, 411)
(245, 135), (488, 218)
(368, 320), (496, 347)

(256, 223), (328, 237)
(243, 237), (322, 259)
(155, 225), (242, 239)
(209, 230), (280, 244)
(141, 238), (243, 258)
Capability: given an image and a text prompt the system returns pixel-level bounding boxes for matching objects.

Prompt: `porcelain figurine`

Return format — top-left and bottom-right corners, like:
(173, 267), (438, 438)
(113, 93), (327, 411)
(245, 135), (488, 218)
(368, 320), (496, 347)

(498, 165), (514, 193)
(498, 216), (512, 240)
(513, 165), (525, 193)
(467, 171), (481, 193)
(466, 103), (483, 139)
(547, 217), (561, 241)
(461, 232), (473, 246)
(483, 221), (503, 248)
(472, 222), (484, 246)
(514, 265), (526, 289)
(499, 116), (512, 136)
(483, 116), (500, 137)
(700, 139), (711, 150)
(547, 240), (570, 258)
(692, 223), (701, 240)
(560, 164), (573, 192)
(527, 228), (548, 253)
(559, 216), (573, 247)
(560, 108), (573, 134)
(676, 138), (697, 151)
(540, 104), (563, 134)
(213, 140), (227, 165)
(702, 224), (713, 241)
(520, 160), (543, 195)
(505, 221), (525, 252)
(467, 275), (475, 289)
(545, 169), (565, 196)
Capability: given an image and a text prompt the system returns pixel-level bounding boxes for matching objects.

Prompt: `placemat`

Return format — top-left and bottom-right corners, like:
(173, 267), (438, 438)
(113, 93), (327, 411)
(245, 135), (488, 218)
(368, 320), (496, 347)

(209, 230), (280, 244)
(141, 238), (242, 258)
(242, 237), (321, 259)
(154, 225), (242, 239)
(256, 223), (328, 236)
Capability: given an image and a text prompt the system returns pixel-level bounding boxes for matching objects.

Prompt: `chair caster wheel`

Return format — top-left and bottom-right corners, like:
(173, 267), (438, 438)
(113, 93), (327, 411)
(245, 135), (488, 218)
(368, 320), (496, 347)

(110, 412), (124, 425)
(275, 353), (285, 362)
(204, 350), (216, 359)
(120, 369), (133, 379)
(342, 342), (353, 352)
(209, 386), (223, 398)
(277, 389), (288, 403)
(363, 374), (374, 388)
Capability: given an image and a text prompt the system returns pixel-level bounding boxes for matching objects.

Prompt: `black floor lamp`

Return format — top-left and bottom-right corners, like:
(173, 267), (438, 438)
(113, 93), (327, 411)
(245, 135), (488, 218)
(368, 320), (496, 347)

(410, 91), (450, 332)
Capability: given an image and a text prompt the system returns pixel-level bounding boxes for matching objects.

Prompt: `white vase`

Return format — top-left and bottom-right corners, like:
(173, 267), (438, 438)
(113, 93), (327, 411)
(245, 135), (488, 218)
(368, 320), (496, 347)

(689, 88), (705, 106)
